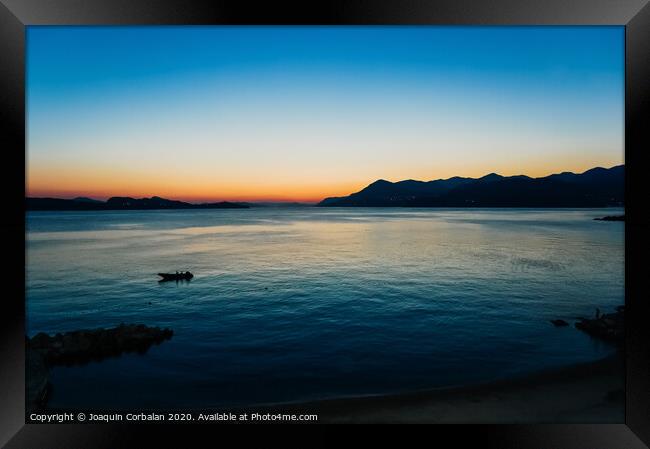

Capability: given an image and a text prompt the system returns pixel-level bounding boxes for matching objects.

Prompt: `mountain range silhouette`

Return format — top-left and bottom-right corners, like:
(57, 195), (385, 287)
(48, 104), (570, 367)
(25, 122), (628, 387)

(318, 165), (624, 207)
(26, 165), (624, 210)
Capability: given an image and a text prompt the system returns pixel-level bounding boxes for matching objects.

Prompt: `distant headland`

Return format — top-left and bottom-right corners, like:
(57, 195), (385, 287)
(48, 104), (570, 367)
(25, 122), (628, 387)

(26, 196), (250, 211)
(318, 165), (624, 208)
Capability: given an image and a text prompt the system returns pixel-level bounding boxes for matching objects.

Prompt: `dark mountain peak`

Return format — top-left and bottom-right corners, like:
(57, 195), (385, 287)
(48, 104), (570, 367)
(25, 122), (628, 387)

(357, 179), (397, 195)
(369, 179), (392, 186)
(478, 173), (503, 182)
(581, 166), (607, 175)
(581, 165), (624, 176)
(396, 179), (426, 187)
(546, 171), (578, 182)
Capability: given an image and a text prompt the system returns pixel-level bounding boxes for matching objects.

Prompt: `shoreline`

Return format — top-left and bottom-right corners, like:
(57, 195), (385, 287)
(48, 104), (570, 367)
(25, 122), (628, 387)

(40, 353), (624, 424)
(32, 309), (625, 422)
(250, 353), (624, 423)
(30, 306), (625, 420)
(245, 308), (625, 423)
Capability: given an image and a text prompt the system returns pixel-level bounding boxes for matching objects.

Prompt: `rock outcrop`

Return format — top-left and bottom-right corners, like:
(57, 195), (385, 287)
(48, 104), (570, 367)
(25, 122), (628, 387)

(574, 307), (624, 345)
(26, 324), (173, 409)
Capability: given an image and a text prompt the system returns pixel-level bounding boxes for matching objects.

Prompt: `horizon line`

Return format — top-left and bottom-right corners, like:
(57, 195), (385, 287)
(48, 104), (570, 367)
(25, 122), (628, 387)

(26, 163), (624, 205)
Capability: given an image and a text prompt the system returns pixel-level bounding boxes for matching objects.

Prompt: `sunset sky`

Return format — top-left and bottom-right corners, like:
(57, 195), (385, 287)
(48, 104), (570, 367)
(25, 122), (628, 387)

(27, 26), (624, 203)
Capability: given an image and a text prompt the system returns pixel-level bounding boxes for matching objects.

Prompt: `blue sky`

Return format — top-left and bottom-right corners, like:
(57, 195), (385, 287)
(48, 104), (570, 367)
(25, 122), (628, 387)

(27, 26), (624, 202)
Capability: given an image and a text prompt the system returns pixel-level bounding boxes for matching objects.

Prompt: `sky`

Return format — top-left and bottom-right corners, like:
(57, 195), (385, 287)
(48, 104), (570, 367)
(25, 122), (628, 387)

(26, 26), (624, 203)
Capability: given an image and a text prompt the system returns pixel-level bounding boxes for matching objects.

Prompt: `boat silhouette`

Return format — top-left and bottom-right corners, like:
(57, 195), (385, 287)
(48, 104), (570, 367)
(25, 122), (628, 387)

(157, 271), (194, 281)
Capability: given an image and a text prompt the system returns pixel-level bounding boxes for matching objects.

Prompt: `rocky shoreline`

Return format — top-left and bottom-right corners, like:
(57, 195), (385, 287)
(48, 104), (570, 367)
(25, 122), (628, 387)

(574, 306), (624, 346)
(551, 306), (624, 346)
(26, 324), (173, 410)
(26, 307), (624, 415)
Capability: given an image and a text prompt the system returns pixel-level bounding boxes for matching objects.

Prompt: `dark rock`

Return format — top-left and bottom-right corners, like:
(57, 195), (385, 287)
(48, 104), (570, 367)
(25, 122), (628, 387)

(26, 323), (174, 409)
(30, 332), (50, 350)
(28, 325), (173, 365)
(550, 319), (569, 327)
(575, 307), (624, 345)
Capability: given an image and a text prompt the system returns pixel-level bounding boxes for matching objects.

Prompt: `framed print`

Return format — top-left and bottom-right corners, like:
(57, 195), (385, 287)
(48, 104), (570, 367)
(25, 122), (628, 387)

(1, 0), (649, 447)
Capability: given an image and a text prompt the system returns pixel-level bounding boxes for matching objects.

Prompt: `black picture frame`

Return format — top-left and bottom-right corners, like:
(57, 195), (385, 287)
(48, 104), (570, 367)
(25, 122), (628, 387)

(1, 0), (649, 446)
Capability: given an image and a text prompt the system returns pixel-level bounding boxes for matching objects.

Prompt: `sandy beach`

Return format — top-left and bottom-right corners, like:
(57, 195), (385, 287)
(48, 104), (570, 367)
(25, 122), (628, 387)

(256, 353), (624, 424)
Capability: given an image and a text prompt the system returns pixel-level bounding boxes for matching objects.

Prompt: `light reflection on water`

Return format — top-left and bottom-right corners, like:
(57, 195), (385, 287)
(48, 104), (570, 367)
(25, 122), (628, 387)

(26, 207), (624, 408)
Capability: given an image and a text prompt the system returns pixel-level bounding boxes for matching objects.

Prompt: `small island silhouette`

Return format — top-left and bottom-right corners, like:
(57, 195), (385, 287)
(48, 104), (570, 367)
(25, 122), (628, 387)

(26, 196), (250, 211)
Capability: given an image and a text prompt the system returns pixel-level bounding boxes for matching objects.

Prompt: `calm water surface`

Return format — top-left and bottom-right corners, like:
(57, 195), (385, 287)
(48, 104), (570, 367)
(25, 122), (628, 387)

(26, 208), (624, 408)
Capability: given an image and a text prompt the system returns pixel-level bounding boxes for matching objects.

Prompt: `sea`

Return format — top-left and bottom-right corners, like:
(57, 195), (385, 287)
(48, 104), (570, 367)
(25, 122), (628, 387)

(25, 207), (624, 409)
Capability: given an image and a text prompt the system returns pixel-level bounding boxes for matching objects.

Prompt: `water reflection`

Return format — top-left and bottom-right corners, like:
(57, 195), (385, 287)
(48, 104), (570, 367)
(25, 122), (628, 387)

(158, 278), (193, 285)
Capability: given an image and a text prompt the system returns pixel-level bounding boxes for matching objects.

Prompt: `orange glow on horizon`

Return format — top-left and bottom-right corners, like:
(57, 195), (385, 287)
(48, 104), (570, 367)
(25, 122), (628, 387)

(25, 187), (338, 204)
(26, 166), (362, 203)
(25, 183), (353, 204)
(26, 157), (623, 203)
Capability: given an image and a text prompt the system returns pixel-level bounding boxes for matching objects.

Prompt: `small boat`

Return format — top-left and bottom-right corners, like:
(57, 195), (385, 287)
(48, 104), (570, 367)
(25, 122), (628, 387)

(157, 271), (194, 281)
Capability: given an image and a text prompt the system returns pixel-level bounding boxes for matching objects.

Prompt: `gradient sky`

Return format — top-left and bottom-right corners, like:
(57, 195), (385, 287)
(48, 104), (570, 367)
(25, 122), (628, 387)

(27, 26), (624, 202)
